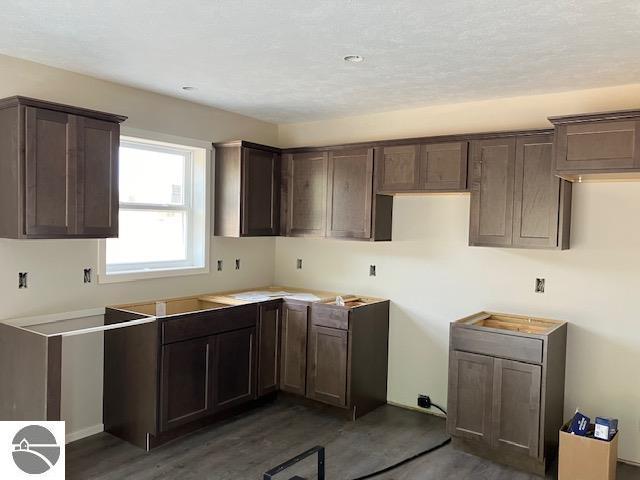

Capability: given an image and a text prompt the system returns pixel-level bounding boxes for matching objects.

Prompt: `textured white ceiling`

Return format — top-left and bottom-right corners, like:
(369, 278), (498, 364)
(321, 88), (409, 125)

(2, 1), (640, 123)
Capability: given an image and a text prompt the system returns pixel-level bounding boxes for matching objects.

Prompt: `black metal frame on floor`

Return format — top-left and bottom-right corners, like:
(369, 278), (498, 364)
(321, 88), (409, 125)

(263, 445), (325, 480)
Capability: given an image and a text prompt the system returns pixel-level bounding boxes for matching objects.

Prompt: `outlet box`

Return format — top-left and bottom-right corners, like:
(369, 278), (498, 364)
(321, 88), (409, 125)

(369, 265), (376, 277)
(296, 259), (303, 270)
(535, 278), (545, 293)
(235, 259), (240, 270)
(217, 260), (223, 271)
(83, 268), (92, 284)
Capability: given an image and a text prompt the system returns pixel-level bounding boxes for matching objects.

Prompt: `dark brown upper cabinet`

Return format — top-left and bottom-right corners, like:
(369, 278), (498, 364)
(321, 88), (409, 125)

(469, 134), (571, 250)
(282, 151), (329, 237)
(214, 141), (280, 237)
(378, 145), (420, 191)
(0, 96), (125, 239)
(376, 141), (468, 193)
(550, 110), (640, 181)
(326, 148), (374, 239)
(419, 142), (468, 191)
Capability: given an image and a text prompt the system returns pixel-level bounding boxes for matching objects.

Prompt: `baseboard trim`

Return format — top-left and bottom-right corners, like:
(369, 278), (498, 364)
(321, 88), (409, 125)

(386, 400), (446, 419)
(66, 423), (104, 444)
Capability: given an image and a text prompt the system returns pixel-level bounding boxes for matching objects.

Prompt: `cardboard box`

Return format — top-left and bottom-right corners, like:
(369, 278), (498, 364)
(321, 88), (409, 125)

(559, 428), (618, 480)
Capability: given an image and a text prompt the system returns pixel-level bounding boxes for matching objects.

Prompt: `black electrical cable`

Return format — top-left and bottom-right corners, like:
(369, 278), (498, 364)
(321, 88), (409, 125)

(350, 402), (451, 480)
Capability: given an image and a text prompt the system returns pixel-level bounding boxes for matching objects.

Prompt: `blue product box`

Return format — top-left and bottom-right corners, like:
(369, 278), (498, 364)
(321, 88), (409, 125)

(594, 417), (618, 441)
(568, 411), (590, 436)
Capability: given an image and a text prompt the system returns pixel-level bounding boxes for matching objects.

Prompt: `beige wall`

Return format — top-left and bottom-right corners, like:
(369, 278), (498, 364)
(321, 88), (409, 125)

(0, 55), (279, 438)
(276, 87), (640, 463)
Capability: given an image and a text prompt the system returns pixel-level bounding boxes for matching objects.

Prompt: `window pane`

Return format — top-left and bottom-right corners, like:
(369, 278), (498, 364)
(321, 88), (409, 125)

(119, 144), (187, 205)
(106, 210), (187, 266)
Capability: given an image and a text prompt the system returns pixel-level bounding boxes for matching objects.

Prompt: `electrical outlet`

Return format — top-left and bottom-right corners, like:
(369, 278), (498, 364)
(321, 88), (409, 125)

(369, 265), (376, 277)
(235, 259), (240, 270)
(83, 268), (92, 284)
(535, 278), (545, 293)
(296, 259), (303, 270)
(217, 260), (223, 271)
(18, 272), (28, 289)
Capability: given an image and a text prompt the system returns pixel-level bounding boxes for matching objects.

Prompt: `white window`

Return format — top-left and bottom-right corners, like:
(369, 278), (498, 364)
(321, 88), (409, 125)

(99, 135), (209, 283)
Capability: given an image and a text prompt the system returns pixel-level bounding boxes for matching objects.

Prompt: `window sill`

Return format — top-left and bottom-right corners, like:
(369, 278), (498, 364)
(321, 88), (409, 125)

(98, 265), (209, 284)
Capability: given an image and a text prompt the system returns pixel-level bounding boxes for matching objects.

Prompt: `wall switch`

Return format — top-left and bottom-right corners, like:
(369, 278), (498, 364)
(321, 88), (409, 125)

(217, 260), (223, 271)
(535, 278), (545, 293)
(235, 259), (240, 270)
(18, 272), (28, 289)
(369, 265), (377, 277)
(83, 268), (92, 284)
(296, 259), (303, 270)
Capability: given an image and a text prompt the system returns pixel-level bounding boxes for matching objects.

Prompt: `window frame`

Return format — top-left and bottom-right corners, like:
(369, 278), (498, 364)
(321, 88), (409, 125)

(98, 131), (211, 284)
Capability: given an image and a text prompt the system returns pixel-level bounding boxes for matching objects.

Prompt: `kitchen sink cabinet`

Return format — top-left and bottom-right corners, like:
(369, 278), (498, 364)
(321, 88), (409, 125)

(469, 134), (571, 249)
(257, 301), (281, 397)
(0, 96), (125, 239)
(212, 327), (256, 411)
(447, 312), (567, 475)
(160, 336), (213, 432)
(214, 141), (280, 237)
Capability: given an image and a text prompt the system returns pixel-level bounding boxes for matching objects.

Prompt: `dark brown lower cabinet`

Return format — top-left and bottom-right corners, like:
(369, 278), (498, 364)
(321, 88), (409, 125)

(212, 327), (256, 411)
(306, 325), (348, 407)
(257, 301), (281, 396)
(447, 313), (567, 475)
(280, 301), (309, 395)
(160, 337), (212, 432)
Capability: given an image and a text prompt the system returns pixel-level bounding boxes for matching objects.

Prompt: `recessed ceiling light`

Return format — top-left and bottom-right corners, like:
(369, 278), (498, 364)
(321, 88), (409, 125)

(344, 55), (364, 63)
(181, 86), (197, 91)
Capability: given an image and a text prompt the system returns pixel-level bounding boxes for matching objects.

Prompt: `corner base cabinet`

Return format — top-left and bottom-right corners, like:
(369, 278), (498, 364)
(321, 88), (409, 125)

(0, 96), (126, 239)
(447, 312), (567, 476)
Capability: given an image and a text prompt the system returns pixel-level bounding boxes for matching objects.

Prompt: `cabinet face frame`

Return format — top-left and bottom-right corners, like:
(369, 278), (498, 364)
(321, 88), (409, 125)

(491, 358), (542, 458)
(326, 148), (374, 239)
(512, 135), (559, 249)
(159, 336), (213, 432)
(468, 138), (516, 247)
(241, 147), (280, 236)
(447, 350), (494, 443)
(286, 152), (328, 237)
(306, 325), (349, 407)
(24, 107), (77, 236)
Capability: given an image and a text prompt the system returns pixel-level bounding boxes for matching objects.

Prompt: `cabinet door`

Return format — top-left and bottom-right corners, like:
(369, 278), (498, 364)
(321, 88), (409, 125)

(447, 351), (494, 443)
(24, 107), (76, 236)
(555, 121), (640, 172)
(513, 135), (560, 248)
(242, 147), (280, 236)
(160, 337), (212, 431)
(306, 325), (348, 407)
(377, 145), (420, 192)
(280, 302), (308, 395)
(286, 152), (328, 237)
(212, 327), (256, 411)
(326, 148), (373, 239)
(419, 142), (468, 191)
(76, 117), (119, 237)
(492, 359), (542, 458)
(469, 138), (516, 247)
(258, 302), (281, 396)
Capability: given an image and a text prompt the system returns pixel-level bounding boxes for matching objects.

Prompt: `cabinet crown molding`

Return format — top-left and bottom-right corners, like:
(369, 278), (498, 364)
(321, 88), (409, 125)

(0, 96), (127, 123)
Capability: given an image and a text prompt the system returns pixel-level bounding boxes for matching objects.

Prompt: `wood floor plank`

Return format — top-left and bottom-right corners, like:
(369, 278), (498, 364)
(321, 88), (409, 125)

(66, 399), (640, 480)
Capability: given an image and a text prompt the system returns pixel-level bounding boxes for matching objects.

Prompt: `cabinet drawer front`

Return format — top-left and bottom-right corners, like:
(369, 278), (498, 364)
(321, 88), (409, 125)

(451, 327), (543, 364)
(161, 304), (257, 344)
(311, 305), (349, 330)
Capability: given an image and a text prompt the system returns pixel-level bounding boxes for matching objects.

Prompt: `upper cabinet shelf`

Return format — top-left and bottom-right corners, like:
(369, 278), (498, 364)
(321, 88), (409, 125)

(213, 141), (281, 237)
(0, 96), (126, 239)
(549, 109), (640, 182)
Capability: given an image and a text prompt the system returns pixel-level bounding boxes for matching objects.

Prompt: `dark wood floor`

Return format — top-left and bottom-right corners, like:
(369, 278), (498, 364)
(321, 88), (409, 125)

(67, 399), (639, 480)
